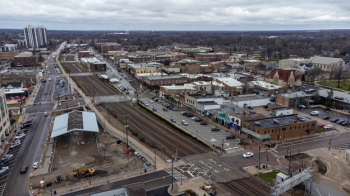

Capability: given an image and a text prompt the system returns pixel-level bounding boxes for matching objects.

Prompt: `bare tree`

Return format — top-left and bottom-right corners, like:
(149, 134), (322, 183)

(331, 65), (346, 88)
(306, 67), (322, 84)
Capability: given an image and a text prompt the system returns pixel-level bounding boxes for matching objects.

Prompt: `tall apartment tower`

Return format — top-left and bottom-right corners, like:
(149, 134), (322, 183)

(23, 25), (48, 48)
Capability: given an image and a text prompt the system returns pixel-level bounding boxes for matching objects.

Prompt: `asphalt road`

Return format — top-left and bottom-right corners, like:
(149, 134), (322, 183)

(1, 43), (66, 196)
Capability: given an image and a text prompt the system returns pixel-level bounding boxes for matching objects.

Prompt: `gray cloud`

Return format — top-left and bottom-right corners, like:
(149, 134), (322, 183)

(1, 0), (350, 30)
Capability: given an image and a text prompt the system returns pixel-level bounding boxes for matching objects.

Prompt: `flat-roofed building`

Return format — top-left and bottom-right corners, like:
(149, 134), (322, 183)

(250, 81), (283, 96)
(0, 51), (20, 60)
(279, 59), (308, 69)
(159, 84), (195, 98)
(143, 75), (189, 90)
(14, 52), (38, 67)
(232, 94), (270, 108)
(241, 114), (317, 142)
(194, 53), (230, 62)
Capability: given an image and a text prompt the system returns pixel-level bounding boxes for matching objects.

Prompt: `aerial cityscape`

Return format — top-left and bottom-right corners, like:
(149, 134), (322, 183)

(1, 1), (350, 196)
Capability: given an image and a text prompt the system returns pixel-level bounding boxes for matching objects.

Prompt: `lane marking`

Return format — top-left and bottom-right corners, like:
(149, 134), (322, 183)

(316, 188), (321, 196)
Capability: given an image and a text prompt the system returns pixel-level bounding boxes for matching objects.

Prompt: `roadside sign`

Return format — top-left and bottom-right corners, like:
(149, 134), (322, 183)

(143, 163), (147, 168)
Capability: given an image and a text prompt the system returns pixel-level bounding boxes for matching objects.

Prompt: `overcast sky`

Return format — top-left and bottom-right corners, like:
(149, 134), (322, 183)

(1, 0), (350, 31)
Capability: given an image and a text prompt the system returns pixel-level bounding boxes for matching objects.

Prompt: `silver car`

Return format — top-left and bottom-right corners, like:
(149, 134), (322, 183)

(0, 166), (9, 174)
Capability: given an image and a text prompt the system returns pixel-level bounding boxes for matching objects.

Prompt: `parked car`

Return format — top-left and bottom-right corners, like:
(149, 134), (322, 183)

(324, 125), (333, 129)
(181, 111), (187, 116)
(41, 80), (46, 83)
(15, 135), (25, 140)
(270, 98), (275, 102)
(186, 113), (194, 117)
(162, 102), (169, 106)
(191, 117), (197, 120)
(173, 107), (181, 111)
(168, 107), (173, 110)
(170, 118), (176, 123)
(341, 122), (348, 126)
(310, 111), (319, 116)
(145, 103), (149, 106)
(200, 121), (209, 125)
(33, 162), (39, 169)
(154, 98), (159, 102)
(19, 129), (28, 134)
(1, 154), (13, 161)
(21, 120), (32, 124)
(0, 167), (9, 174)
(298, 105), (306, 109)
(337, 120), (345, 124)
(194, 118), (202, 122)
(322, 116), (330, 120)
(211, 127), (220, 131)
(0, 158), (11, 166)
(181, 120), (188, 126)
(152, 108), (157, 111)
(331, 118), (339, 122)
(243, 152), (254, 158)
(20, 166), (28, 174)
(10, 142), (20, 149)
(163, 108), (168, 111)
(226, 135), (236, 140)
(20, 122), (32, 129)
(149, 100), (153, 103)
(323, 107), (330, 111)
(318, 124), (326, 127)
(11, 140), (21, 145)
(158, 100), (163, 103)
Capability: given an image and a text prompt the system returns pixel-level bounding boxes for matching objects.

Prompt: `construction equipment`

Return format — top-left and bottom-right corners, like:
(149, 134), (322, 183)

(55, 175), (62, 183)
(126, 147), (134, 154)
(200, 182), (212, 190)
(67, 167), (94, 179)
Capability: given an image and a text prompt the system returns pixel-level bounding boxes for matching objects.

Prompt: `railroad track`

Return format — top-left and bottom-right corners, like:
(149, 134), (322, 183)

(221, 176), (271, 196)
(75, 76), (115, 96)
(103, 102), (208, 157)
(65, 62), (87, 73)
(65, 55), (75, 61)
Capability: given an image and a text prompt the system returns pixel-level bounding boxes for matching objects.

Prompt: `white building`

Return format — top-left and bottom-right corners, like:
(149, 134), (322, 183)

(270, 107), (294, 116)
(279, 59), (308, 69)
(0, 44), (18, 52)
(0, 88), (10, 148)
(232, 94), (270, 108)
(193, 81), (212, 93)
(23, 25), (48, 48)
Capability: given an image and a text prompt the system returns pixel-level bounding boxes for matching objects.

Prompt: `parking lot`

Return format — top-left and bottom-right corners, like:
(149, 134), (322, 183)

(53, 77), (71, 98)
(140, 98), (242, 157)
(299, 106), (350, 127)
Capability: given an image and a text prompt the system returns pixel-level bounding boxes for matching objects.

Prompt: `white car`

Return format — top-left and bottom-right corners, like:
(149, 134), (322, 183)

(1, 154), (13, 161)
(310, 111), (319, 116)
(33, 162), (39, 169)
(149, 100), (153, 103)
(0, 167), (9, 174)
(12, 140), (21, 145)
(181, 120), (188, 126)
(191, 117), (197, 120)
(145, 103), (149, 106)
(324, 125), (333, 129)
(243, 152), (254, 158)
(10, 143), (20, 149)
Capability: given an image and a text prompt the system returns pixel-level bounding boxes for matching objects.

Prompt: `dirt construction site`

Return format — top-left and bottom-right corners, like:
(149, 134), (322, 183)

(29, 128), (144, 189)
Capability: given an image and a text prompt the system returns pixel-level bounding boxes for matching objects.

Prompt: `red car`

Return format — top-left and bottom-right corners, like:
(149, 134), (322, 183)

(318, 124), (326, 127)
(21, 120), (32, 124)
(322, 116), (330, 120)
(200, 121), (209, 125)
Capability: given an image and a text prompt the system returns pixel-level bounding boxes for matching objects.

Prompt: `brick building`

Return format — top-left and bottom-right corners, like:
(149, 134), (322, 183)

(78, 49), (94, 58)
(143, 75), (189, 90)
(194, 53), (230, 62)
(0, 51), (20, 60)
(172, 60), (201, 74)
(14, 52), (38, 67)
(241, 114), (317, 142)
(276, 92), (313, 107)
(89, 62), (106, 72)
(265, 69), (301, 87)
(179, 74), (212, 82)
(94, 43), (121, 53)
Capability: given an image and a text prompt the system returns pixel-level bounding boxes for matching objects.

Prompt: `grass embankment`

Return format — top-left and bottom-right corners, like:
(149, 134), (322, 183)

(316, 79), (350, 91)
(58, 55), (69, 74)
(93, 75), (119, 94)
(12, 114), (20, 122)
(80, 62), (89, 71)
(137, 103), (211, 150)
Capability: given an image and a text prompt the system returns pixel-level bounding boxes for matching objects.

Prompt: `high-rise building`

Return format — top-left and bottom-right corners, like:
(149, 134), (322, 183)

(23, 25), (48, 48)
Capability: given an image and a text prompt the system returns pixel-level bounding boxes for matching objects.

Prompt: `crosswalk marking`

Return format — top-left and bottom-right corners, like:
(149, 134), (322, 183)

(268, 150), (279, 158)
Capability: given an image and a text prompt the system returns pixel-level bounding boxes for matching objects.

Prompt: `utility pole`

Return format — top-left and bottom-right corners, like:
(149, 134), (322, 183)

(258, 140), (261, 176)
(288, 147), (292, 175)
(329, 139), (332, 151)
(266, 155), (268, 168)
(196, 129), (198, 140)
(154, 147), (156, 170)
(125, 112), (129, 148)
(221, 139), (224, 155)
(171, 157), (174, 190)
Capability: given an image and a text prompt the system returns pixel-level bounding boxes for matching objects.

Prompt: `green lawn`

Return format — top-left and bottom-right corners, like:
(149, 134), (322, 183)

(58, 55), (65, 62)
(255, 170), (286, 184)
(317, 79), (350, 91)
(80, 63), (89, 71)
(12, 114), (20, 122)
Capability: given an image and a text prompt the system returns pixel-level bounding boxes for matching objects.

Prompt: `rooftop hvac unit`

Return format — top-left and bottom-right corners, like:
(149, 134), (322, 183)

(273, 119), (279, 124)
(255, 122), (261, 126)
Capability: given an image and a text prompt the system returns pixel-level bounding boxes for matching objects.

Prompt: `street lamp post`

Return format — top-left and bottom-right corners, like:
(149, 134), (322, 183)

(102, 147), (106, 162)
(196, 129), (198, 140)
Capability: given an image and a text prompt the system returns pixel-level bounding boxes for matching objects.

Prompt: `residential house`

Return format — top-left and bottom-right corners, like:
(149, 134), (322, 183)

(265, 69), (301, 87)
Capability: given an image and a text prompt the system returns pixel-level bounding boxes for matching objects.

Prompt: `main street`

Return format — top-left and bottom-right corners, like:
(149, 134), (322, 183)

(2, 43), (65, 196)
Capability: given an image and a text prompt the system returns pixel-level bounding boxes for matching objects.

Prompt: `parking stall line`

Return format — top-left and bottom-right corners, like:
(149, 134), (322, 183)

(0, 178), (9, 184)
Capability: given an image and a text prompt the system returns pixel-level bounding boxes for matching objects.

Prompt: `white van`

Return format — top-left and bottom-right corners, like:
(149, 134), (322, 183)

(310, 111), (319, 116)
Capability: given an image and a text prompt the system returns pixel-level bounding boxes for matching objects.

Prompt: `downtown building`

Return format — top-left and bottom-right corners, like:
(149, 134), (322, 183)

(23, 25), (48, 48)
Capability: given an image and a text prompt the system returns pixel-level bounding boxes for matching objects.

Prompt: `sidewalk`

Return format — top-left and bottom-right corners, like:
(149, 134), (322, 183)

(30, 138), (54, 177)
(168, 176), (209, 196)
